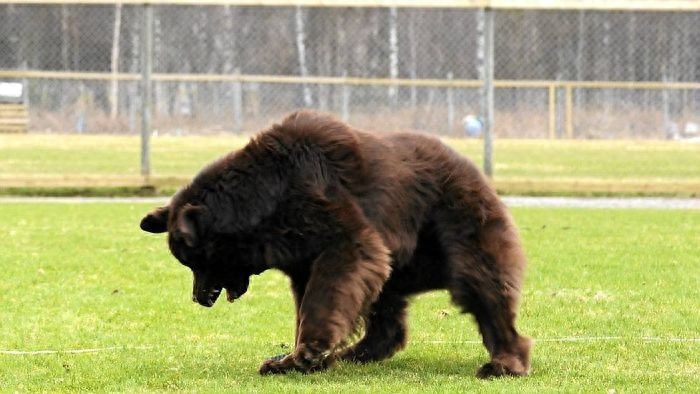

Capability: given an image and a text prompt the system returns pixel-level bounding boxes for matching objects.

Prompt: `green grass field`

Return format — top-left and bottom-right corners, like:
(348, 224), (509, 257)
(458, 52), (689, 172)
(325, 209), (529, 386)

(1, 203), (698, 392)
(2, 134), (700, 196)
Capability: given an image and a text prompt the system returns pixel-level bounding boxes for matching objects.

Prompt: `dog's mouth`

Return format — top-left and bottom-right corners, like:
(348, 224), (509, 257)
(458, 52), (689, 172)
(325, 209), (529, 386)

(193, 284), (247, 307)
(193, 287), (241, 307)
(193, 273), (250, 307)
(223, 276), (250, 304)
(225, 287), (243, 303)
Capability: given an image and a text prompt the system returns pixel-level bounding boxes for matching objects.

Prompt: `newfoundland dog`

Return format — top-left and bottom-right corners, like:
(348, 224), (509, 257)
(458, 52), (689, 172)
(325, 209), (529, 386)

(140, 110), (531, 378)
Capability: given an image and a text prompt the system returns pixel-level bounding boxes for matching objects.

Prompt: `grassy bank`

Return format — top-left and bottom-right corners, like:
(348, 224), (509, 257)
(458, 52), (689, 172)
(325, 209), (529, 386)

(1, 134), (699, 197)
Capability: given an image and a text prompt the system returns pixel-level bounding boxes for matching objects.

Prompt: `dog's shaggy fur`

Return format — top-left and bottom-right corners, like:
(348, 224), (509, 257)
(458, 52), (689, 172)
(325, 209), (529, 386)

(140, 110), (531, 378)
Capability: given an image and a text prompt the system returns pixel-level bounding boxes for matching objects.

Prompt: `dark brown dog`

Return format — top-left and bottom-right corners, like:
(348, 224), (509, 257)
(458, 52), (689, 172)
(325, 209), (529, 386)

(140, 110), (531, 378)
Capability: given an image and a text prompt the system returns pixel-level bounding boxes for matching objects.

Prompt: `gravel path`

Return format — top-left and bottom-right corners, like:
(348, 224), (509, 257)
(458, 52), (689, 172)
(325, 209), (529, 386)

(502, 196), (700, 210)
(1, 196), (700, 209)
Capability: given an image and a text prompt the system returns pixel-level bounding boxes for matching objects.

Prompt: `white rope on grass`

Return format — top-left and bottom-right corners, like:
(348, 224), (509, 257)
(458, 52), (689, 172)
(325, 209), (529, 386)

(0, 345), (154, 356)
(2, 337), (698, 356)
(415, 336), (700, 345)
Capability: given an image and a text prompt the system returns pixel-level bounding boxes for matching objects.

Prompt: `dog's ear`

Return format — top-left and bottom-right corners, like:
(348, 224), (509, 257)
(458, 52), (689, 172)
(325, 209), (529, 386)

(140, 206), (170, 233)
(176, 204), (211, 247)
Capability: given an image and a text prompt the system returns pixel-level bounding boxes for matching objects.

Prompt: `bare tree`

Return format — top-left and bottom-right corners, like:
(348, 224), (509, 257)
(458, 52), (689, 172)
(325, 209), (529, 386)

(406, 11), (417, 107)
(388, 7), (399, 106)
(295, 5), (312, 107)
(60, 5), (70, 70)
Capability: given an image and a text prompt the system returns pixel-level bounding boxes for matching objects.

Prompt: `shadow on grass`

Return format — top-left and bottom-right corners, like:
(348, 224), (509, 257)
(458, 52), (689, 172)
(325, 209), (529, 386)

(371, 353), (484, 376)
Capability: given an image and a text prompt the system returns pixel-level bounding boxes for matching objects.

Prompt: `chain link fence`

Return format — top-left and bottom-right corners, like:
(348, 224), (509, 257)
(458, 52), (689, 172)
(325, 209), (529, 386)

(1, 3), (699, 138)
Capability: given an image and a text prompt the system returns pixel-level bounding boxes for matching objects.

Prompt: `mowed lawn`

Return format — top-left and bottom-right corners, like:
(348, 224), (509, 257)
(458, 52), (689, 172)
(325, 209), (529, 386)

(1, 203), (698, 392)
(1, 134), (700, 196)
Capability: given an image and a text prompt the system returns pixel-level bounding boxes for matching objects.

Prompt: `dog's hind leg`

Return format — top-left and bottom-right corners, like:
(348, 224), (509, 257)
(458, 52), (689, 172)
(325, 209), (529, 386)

(339, 291), (408, 363)
(441, 213), (531, 378)
(449, 258), (531, 378)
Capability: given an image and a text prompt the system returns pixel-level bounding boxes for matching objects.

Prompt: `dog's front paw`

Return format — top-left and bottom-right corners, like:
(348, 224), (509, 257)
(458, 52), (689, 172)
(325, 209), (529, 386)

(476, 359), (529, 379)
(476, 362), (506, 378)
(259, 348), (335, 375)
(259, 355), (297, 375)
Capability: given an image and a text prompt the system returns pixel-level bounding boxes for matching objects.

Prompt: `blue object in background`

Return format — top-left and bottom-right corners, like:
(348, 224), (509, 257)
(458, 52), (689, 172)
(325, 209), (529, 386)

(75, 113), (85, 134)
(462, 115), (483, 137)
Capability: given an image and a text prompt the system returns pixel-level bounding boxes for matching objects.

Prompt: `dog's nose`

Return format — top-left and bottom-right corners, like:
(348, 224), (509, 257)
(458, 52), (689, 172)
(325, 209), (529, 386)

(193, 295), (215, 307)
(200, 298), (215, 307)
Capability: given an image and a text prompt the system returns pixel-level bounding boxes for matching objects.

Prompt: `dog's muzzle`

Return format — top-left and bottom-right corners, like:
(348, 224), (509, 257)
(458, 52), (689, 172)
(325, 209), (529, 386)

(193, 287), (222, 307)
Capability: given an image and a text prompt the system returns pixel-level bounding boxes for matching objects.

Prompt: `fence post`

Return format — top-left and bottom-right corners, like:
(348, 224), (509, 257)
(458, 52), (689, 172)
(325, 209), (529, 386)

(548, 84), (556, 139)
(481, 7), (495, 177)
(21, 61), (29, 108)
(662, 68), (671, 139)
(140, 3), (153, 179)
(447, 72), (454, 135)
(233, 67), (242, 133)
(341, 70), (350, 122)
(565, 84), (573, 138)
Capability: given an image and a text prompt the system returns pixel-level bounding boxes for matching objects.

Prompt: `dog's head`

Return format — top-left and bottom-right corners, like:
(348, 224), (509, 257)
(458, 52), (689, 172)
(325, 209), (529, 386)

(140, 202), (257, 307)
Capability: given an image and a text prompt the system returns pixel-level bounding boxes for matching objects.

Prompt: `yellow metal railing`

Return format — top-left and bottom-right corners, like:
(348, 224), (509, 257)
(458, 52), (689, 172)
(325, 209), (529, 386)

(3, 69), (700, 138)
